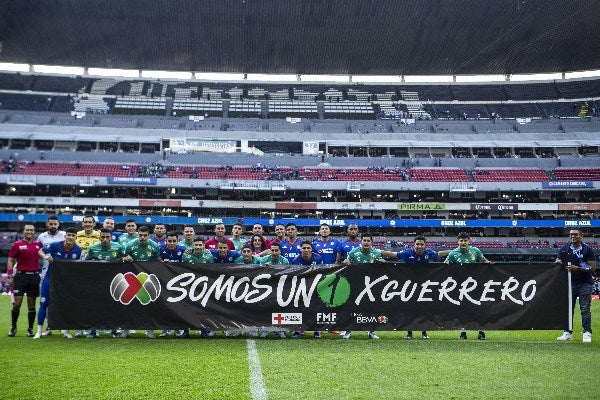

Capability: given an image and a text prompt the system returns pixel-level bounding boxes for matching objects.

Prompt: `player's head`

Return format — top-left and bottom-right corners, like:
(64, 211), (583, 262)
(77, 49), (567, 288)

(193, 236), (205, 254)
(99, 227), (112, 247)
(319, 223), (331, 238)
(457, 232), (470, 250)
(360, 233), (373, 251)
(270, 242), (282, 259)
(137, 225), (150, 244)
(413, 235), (427, 255)
(300, 240), (313, 259)
(165, 231), (179, 250)
(64, 227), (77, 243)
(46, 215), (60, 234)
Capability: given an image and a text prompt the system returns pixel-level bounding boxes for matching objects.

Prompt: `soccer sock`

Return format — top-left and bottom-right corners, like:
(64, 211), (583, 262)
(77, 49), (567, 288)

(28, 309), (36, 330)
(11, 308), (19, 328)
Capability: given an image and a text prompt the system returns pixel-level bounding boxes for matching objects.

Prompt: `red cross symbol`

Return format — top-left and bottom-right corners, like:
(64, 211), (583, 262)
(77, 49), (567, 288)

(273, 313), (285, 324)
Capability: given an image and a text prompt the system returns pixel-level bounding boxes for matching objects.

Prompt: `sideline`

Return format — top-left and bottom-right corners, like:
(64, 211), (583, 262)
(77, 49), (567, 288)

(247, 339), (268, 400)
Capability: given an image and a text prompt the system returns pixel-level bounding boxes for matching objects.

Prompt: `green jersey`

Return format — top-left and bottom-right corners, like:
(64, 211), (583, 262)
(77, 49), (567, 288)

(347, 247), (382, 264)
(178, 240), (194, 250)
(182, 251), (215, 264)
(86, 242), (125, 261)
(445, 246), (485, 264)
(231, 237), (246, 251)
(234, 255), (262, 264)
(125, 239), (161, 261)
(118, 233), (139, 248)
(259, 254), (290, 266)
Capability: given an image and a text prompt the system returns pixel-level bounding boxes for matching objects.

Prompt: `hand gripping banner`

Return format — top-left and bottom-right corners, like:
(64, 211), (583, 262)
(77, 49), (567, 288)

(49, 261), (568, 331)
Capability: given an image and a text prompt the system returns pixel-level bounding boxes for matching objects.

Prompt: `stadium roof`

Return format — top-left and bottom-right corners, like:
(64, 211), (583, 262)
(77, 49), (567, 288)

(1, 0), (600, 76)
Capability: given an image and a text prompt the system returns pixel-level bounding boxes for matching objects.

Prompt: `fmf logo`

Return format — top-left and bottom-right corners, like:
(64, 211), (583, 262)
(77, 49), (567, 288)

(352, 313), (389, 324)
(271, 313), (303, 325)
(110, 272), (161, 305)
(316, 312), (337, 324)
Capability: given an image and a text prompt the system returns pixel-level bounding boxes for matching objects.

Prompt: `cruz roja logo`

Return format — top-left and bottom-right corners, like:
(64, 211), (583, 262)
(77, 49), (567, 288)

(110, 272), (161, 305)
(316, 273), (351, 307)
(271, 313), (303, 325)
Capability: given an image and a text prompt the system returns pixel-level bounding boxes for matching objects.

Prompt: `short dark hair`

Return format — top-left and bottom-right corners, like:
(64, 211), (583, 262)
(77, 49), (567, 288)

(301, 240), (313, 248)
(361, 233), (373, 240)
(270, 242), (281, 249)
(286, 222), (297, 228)
(241, 244), (253, 252)
(99, 227), (111, 235)
(193, 236), (206, 243)
(65, 227), (77, 235)
(125, 218), (136, 224)
(457, 232), (470, 239)
(414, 235), (426, 242)
(138, 226), (150, 234)
(166, 231), (179, 239)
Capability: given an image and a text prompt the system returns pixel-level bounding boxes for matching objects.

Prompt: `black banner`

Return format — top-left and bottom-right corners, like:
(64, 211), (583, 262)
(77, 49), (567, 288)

(49, 262), (568, 331)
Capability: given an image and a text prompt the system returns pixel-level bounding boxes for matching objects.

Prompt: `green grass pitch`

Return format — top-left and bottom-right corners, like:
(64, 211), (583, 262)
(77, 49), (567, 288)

(1, 295), (599, 399)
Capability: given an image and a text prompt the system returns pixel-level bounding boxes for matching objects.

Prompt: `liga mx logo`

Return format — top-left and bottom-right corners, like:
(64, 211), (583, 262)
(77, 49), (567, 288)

(110, 272), (161, 305)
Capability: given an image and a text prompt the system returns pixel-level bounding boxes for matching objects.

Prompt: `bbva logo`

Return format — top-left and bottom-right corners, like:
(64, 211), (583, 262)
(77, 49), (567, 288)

(110, 272), (161, 305)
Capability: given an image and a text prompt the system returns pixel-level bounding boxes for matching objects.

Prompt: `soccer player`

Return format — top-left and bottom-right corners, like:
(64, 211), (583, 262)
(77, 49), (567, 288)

(555, 229), (597, 343)
(178, 225), (196, 250)
(336, 223), (360, 263)
(235, 245), (262, 264)
(209, 240), (241, 263)
(118, 219), (139, 248)
(343, 233), (383, 340)
(75, 215), (100, 254)
(312, 223), (340, 264)
(36, 215), (66, 336)
(382, 235), (450, 340)
(102, 216), (122, 242)
(230, 222), (246, 251)
(123, 226), (162, 339)
(271, 223), (286, 244)
(34, 227), (82, 339)
(444, 232), (493, 340)
(150, 223), (167, 246)
(260, 242), (290, 266)
(280, 223), (303, 263)
(205, 223), (235, 250)
(159, 232), (186, 262)
(182, 236), (215, 264)
(291, 241), (323, 339)
(7, 225), (43, 337)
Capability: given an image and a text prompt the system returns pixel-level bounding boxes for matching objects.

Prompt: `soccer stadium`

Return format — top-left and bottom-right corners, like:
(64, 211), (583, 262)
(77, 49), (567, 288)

(0, 1), (599, 399)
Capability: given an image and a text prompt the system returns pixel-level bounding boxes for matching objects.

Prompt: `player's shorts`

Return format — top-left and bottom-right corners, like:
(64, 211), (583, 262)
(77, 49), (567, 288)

(12, 272), (41, 297)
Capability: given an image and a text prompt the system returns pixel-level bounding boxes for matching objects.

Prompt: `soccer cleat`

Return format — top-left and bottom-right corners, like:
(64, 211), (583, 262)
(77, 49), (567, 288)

(291, 331), (301, 339)
(177, 330), (190, 339)
(74, 330), (83, 338)
(41, 329), (52, 337)
(62, 330), (74, 339)
(459, 331), (467, 340)
(87, 330), (97, 338)
(368, 331), (379, 339)
(145, 330), (155, 339)
(404, 332), (413, 340)
(26, 329), (34, 337)
(233, 330), (243, 337)
(8, 327), (16, 337)
(119, 330), (130, 338)
(159, 330), (171, 337)
(342, 331), (352, 340)
(249, 330), (259, 337)
(314, 331), (321, 339)
(478, 331), (486, 340)
(583, 332), (592, 343)
(260, 330), (268, 338)
(421, 332), (430, 340)
(223, 330), (231, 337)
(556, 331), (572, 341)
(33, 330), (42, 339)
(277, 331), (287, 339)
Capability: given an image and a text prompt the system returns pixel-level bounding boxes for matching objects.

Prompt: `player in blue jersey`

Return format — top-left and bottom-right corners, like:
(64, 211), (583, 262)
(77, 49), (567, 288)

(209, 240), (242, 263)
(382, 235), (450, 340)
(159, 231), (186, 262)
(280, 223), (303, 263)
(291, 240), (323, 339)
(150, 223), (167, 247)
(34, 227), (82, 339)
(336, 223), (360, 263)
(102, 216), (122, 242)
(312, 223), (340, 264)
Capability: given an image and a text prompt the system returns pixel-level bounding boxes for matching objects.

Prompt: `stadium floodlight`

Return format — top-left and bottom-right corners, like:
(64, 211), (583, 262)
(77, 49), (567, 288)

(141, 70), (192, 80)
(195, 72), (245, 81)
(0, 62), (30, 72)
(88, 68), (140, 78)
(455, 75), (506, 83)
(33, 65), (85, 75)
(404, 75), (453, 83)
(352, 75), (402, 83)
(300, 74), (350, 83)
(564, 70), (600, 79)
(510, 72), (562, 81)
(246, 73), (297, 82)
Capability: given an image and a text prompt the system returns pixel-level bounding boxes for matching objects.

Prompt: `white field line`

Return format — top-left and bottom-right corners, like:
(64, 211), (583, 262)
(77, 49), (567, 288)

(247, 339), (268, 400)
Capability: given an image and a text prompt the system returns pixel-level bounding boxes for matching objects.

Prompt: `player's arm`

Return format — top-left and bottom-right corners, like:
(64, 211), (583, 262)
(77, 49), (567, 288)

(437, 249), (451, 258)
(38, 247), (53, 263)
(6, 256), (15, 284)
(380, 250), (398, 259)
(481, 255), (494, 265)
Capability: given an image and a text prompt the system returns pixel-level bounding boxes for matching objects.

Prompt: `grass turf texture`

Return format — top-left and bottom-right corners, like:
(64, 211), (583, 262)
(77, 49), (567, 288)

(1, 295), (599, 399)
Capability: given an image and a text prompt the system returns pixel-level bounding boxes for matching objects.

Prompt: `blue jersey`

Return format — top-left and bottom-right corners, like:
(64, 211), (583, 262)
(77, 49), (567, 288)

(43, 241), (83, 261)
(397, 248), (438, 263)
(151, 236), (167, 247)
(159, 245), (187, 262)
(111, 231), (123, 242)
(312, 238), (340, 264)
(280, 239), (303, 263)
(291, 252), (324, 266)
(210, 249), (242, 264)
(337, 239), (361, 261)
